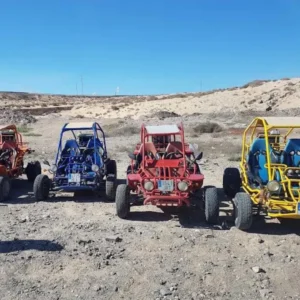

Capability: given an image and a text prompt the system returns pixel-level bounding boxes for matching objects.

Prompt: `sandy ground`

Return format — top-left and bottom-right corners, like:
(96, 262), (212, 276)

(1, 79), (300, 300)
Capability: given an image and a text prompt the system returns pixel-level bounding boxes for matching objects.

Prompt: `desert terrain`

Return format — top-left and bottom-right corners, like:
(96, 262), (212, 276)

(1, 78), (300, 300)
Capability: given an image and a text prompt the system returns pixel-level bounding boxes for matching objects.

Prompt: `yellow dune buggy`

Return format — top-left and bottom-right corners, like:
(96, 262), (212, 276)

(223, 117), (300, 230)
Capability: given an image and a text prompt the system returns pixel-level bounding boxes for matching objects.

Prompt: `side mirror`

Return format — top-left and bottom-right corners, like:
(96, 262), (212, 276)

(128, 153), (136, 160)
(43, 160), (51, 166)
(195, 152), (203, 161)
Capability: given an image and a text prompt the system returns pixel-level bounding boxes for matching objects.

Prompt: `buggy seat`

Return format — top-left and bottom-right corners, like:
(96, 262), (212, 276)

(85, 138), (104, 166)
(165, 142), (183, 153)
(248, 138), (281, 185)
(282, 139), (300, 167)
(61, 140), (80, 157)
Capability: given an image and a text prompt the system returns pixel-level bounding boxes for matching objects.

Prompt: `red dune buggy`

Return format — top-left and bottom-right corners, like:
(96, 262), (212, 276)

(0, 124), (41, 201)
(116, 123), (219, 223)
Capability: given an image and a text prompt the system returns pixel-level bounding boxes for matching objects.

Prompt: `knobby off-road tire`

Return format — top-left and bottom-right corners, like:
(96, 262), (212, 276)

(33, 174), (50, 201)
(105, 174), (117, 201)
(26, 161), (42, 182)
(0, 176), (11, 202)
(234, 192), (253, 230)
(204, 186), (220, 224)
(107, 159), (117, 178)
(223, 167), (241, 198)
(116, 184), (130, 219)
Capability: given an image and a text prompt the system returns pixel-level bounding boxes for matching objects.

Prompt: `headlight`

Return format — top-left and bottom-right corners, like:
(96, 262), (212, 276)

(267, 180), (280, 192)
(287, 169), (294, 175)
(50, 164), (57, 172)
(91, 164), (100, 172)
(178, 181), (188, 191)
(144, 181), (154, 191)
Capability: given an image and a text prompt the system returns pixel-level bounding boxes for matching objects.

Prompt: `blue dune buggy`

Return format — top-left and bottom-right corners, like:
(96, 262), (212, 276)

(33, 122), (117, 201)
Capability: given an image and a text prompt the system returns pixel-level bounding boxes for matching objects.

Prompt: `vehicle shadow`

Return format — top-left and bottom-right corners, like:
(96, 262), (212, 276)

(220, 194), (300, 236)
(3, 178), (126, 204)
(127, 209), (174, 222)
(0, 239), (64, 253)
(177, 188), (227, 229)
(247, 216), (300, 236)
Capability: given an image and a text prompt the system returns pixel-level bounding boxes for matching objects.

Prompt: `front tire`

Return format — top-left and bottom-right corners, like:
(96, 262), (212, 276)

(223, 167), (241, 198)
(105, 174), (117, 201)
(204, 186), (219, 224)
(26, 161), (42, 182)
(234, 192), (253, 230)
(0, 176), (11, 202)
(116, 184), (130, 219)
(33, 174), (50, 201)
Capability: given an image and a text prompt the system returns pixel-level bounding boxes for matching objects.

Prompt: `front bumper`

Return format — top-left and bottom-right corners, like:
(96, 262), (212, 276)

(267, 199), (300, 219)
(143, 194), (190, 206)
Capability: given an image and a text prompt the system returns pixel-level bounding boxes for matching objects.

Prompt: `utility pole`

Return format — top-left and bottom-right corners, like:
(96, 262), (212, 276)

(81, 75), (83, 95)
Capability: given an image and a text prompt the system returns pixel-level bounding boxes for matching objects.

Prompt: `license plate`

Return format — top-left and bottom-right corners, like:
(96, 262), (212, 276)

(297, 203), (300, 214)
(68, 173), (81, 184)
(158, 180), (174, 192)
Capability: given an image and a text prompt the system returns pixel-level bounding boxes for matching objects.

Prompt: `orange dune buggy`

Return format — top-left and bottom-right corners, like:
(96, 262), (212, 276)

(0, 124), (41, 201)
(115, 123), (219, 223)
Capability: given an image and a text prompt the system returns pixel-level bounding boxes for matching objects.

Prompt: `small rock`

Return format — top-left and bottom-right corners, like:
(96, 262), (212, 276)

(160, 289), (172, 296)
(78, 239), (92, 246)
(160, 280), (167, 285)
(20, 217), (29, 223)
(252, 266), (265, 273)
(259, 289), (271, 298)
(203, 234), (214, 238)
(115, 286), (118, 292)
(106, 253), (112, 259)
(191, 292), (197, 299)
(93, 285), (101, 291)
(105, 236), (122, 243)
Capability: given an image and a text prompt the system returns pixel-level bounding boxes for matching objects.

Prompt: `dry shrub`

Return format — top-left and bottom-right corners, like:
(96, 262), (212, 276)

(242, 80), (270, 88)
(103, 123), (140, 137)
(193, 122), (223, 134)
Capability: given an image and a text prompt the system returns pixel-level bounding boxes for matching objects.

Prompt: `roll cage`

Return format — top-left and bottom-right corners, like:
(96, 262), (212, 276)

(241, 117), (300, 217)
(54, 122), (107, 168)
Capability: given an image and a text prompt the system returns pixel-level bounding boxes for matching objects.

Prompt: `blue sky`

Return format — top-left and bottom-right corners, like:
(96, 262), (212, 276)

(0, 0), (299, 95)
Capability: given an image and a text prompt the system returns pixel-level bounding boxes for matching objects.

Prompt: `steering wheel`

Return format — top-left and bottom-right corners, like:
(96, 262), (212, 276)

(165, 152), (183, 159)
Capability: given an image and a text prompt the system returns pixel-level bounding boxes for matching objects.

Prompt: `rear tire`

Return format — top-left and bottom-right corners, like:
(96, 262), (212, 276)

(26, 161), (42, 182)
(223, 167), (241, 198)
(107, 159), (117, 178)
(105, 174), (117, 201)
(0, 176), (11, 202)
(234, 192), (253, 230)
(33, 174), (50, 201)
(204, 186), (219, 224)
(116, 184), (130, 219)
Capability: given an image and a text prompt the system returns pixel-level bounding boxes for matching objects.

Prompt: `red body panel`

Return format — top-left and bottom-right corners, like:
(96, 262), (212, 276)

(127, 123), (204, 207)
(0, 124), (32, 178)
